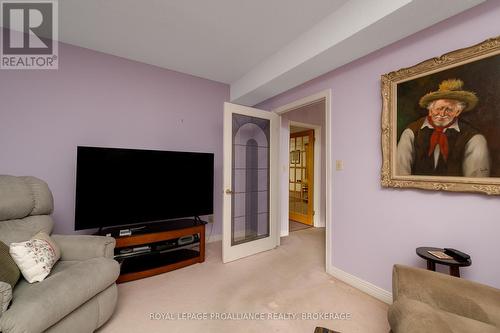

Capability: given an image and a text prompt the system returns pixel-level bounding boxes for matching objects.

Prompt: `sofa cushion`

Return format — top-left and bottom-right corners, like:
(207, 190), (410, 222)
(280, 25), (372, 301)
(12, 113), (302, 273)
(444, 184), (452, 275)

(0, 176), (33, 222)
(0, 282), (12, 316)
(0, 257), (120, 333)
(50, 260), (79, 274)
(0, 176), (53, 222)
(388, 297), (500, 333)
(10, 232), (61, 283)
(18, 176), (53, 216)
(0, 215), (54, 245)
(0, 241), (20, 288)
(0, 241), (18, 315)
(392, 264), (500, 328)
(44, 285), (118, 333)
(52, 234), (116, 260)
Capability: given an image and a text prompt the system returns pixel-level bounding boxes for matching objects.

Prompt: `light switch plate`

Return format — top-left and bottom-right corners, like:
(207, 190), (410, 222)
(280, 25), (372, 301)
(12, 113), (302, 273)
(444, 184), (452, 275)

(336, 160), (344, 171)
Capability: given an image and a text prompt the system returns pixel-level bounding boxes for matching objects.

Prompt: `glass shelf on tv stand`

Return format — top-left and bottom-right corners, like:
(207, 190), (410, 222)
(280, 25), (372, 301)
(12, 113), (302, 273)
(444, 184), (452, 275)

(114, 242), (200, 261)
(112, 219), (206, 283)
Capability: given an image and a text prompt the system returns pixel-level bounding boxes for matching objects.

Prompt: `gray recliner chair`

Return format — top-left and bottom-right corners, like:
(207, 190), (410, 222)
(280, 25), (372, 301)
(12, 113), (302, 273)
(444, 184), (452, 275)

(0, 175), (120, 333)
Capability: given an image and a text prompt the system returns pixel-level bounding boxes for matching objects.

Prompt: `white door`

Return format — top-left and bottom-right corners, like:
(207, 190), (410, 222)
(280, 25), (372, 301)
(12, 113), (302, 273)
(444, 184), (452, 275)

(223, 102), (280, 263)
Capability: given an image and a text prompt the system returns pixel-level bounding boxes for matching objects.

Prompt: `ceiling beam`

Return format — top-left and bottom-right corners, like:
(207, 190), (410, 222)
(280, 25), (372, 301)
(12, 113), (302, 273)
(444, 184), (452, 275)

(230, 0), (486, 106)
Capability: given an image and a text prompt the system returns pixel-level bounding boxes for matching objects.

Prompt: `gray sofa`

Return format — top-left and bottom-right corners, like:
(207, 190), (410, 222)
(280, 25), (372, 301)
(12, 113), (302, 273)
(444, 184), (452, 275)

(388, 264), (500, 333)
(0, 175), (120, 333)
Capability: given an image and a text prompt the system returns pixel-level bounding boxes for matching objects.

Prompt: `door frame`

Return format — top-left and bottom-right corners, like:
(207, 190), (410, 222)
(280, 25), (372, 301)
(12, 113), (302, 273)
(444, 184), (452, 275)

(272, 89), (332, 271)
(288, 121), (322, 228)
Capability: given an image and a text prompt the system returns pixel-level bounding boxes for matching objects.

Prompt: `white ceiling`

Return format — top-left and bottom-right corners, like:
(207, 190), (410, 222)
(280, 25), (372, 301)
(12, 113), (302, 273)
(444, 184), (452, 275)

(59, 0), (348, 84)
(31, 0), (489, 105)
(231, 0), (486, 105)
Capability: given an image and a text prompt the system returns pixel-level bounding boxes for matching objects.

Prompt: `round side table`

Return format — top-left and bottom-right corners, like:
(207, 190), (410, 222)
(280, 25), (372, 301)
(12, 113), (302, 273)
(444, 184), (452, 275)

(416, 247), (471, 277)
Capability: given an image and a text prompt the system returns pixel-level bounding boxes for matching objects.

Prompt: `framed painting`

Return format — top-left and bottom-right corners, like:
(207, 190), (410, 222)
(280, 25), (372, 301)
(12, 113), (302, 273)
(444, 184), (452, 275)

(381, 36), (500, 195)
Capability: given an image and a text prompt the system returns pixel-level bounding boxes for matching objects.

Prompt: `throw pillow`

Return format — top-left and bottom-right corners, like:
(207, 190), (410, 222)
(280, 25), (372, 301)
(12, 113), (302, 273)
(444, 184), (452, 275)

(0, 241), (20, 288)
(0, 281), (12, 316)
(9, 232), (61, 283)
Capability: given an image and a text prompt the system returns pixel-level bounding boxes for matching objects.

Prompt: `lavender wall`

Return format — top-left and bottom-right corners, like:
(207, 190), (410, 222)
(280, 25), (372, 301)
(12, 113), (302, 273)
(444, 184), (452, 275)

(0, 36), (229, 235)
(258, 0), (500, 291)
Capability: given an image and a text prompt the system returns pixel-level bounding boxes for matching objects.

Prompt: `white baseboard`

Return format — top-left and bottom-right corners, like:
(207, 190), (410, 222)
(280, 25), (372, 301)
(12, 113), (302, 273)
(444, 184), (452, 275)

(327, 265), (392, 304)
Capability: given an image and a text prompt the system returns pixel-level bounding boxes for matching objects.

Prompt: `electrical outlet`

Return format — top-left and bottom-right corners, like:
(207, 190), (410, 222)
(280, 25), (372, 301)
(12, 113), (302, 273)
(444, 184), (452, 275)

(207, 215), (214, 223)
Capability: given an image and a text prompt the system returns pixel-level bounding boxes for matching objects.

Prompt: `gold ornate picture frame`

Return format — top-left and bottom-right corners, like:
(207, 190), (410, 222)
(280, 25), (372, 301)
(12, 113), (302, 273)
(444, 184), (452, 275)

(381, 36), (500, 195)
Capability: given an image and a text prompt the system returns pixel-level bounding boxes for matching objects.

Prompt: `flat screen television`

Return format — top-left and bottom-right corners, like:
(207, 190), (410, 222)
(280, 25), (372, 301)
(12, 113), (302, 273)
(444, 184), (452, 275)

(75, 146), (214, 231)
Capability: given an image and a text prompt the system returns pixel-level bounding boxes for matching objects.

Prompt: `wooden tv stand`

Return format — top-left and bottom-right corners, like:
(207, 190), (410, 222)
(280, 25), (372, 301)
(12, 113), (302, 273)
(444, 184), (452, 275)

(112, 219), (205, 283)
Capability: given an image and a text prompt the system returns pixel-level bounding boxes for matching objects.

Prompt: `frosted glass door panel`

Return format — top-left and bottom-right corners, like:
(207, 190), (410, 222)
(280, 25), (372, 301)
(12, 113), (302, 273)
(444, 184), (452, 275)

(231, 113), (270, 245)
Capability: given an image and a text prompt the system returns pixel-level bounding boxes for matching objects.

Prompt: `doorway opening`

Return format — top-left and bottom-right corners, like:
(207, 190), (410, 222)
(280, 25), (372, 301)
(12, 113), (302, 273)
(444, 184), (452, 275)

(273, 90), (332, 270)
(289, 127), (315, 232)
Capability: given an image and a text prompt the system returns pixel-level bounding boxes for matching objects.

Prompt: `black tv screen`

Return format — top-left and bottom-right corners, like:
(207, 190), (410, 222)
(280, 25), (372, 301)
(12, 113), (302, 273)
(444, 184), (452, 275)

(75, 146), (214, 230)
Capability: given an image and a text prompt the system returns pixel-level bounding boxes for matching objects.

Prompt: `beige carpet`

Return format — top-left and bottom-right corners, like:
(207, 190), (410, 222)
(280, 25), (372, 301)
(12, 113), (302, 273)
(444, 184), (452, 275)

(99, 228), (389, 333)
(290, 220), (313, 232)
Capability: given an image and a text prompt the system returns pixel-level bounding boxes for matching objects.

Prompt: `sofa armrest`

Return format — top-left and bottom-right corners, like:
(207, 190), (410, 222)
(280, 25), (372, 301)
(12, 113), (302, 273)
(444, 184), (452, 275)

(392, 264), (500, 327)
(52, 234), (115, 260)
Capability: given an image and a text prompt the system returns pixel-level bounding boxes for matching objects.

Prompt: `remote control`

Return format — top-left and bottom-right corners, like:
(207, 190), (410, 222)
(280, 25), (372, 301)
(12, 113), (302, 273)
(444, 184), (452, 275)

(444, 248), (470, 261)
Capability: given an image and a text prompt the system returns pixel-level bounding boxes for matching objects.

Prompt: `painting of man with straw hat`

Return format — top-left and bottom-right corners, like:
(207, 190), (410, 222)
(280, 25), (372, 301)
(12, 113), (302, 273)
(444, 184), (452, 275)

(397, 79), (490, 177)
(381, 37), (500, 195)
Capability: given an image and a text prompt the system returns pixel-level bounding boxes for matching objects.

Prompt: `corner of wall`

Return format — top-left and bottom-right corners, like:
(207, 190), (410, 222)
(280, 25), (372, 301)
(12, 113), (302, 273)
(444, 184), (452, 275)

(326, 264), (393, 304)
